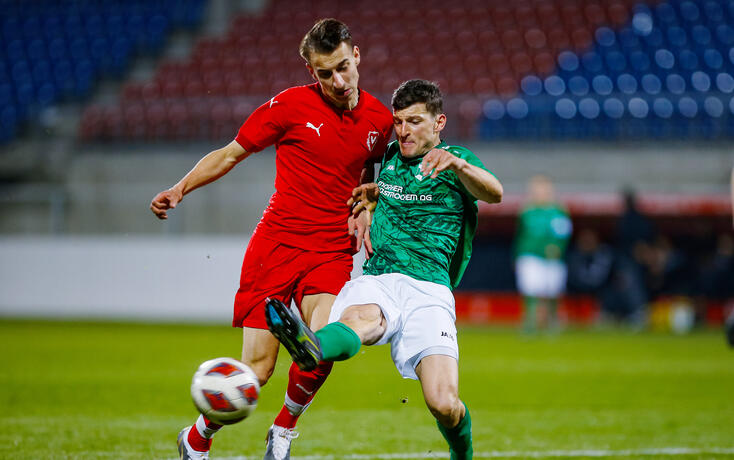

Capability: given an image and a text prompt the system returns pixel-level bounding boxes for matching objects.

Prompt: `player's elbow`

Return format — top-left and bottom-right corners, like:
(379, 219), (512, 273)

(484, 182), (503, 204)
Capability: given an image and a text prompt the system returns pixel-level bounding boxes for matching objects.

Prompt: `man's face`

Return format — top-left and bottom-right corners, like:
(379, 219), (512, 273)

(307, 42), (360, 110)
(393, 103), (446, 158)
(529, 177), (554, 204)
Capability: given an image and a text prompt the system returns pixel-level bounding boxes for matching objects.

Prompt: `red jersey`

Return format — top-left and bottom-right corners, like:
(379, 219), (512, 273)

(235, 83), (393, 252)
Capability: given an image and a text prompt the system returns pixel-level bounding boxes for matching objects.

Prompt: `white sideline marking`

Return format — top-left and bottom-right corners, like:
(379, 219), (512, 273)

(190, 447), (734, 459)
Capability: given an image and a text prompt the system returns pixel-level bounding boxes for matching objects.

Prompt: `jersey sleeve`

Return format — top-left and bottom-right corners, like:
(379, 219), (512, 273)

(234, 94), (288, 153)
(448, 146), (494, 200)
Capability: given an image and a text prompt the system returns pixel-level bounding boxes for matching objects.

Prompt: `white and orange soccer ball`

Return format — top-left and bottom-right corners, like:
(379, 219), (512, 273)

(190, 357), (260, 425)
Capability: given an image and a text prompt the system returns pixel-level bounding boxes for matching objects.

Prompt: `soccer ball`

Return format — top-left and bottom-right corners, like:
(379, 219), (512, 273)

(190, 357), (260, 425)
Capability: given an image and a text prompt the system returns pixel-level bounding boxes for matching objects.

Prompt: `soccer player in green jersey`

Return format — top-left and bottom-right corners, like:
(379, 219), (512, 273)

(265, 79), (503, 460)
(513, 175), (572, 333)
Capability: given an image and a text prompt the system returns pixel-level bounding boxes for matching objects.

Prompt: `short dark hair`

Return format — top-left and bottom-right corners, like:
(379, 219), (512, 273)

(391, 79), (443, 116)
(299, 18), (352, 62)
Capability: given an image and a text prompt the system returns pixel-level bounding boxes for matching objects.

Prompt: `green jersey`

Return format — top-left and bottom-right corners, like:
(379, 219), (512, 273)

(363, 140), (493, 289)
(514, 204), (572, 260)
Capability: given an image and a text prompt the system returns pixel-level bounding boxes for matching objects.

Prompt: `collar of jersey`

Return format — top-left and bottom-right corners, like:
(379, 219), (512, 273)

(398, 139), (448, 164)
(314, 83), (363, 114)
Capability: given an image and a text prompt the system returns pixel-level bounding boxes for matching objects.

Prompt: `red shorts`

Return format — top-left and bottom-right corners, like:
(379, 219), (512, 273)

(232, 232), (353, 329)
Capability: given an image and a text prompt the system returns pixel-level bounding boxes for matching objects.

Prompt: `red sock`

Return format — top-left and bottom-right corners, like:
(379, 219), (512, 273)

(187, 415), (221, 452)
(273, 361), (333, 429)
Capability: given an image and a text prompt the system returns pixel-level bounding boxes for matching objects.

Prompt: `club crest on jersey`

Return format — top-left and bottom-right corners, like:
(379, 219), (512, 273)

(366, 131), (379, 151)
(414, 166), (425, 181)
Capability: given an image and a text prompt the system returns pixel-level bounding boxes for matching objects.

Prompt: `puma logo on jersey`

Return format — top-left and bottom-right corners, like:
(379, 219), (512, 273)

(366, 130), (379, 150)
(306, 122), (323, 136)
(269, 97), (278, 108)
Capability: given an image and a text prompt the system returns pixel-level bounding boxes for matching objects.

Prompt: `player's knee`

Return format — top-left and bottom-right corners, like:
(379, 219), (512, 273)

(242, 356), (277, 386)
(425, 389), (462, 425)
(340, 304), (383, 330)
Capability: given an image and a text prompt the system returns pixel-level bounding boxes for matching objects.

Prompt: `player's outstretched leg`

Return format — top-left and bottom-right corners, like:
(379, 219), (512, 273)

(265, 298), (322, 371)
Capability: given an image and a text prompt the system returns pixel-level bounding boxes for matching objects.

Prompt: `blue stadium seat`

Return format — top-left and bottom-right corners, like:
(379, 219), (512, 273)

(654, 48), (676, 72)
(592, 75), (614, 95)
(666, 26), (688, 48)
(520, 75), (543, 96)
(544, 75), (566, 96)
(557, 51), (579, 72)
(568, 76), (590, 96)
(703, 48), (724, 70)
(679, 1), (701, 23)
(578, 97), (601, 119)
(603, 97), (625, 119)
(629, 50), (651, 74)
(715, 72), (734, 92)
(655, 2), (679, 25)
(666, 73), (687, 94)
(678, 49), (699, 73)
(691, 70), (712, 91)
(617, 73), (638, 94)
(703, 95), (725, 117)
(641, 73), (662, 94)
(678, 95), (699, 118)
(653, 96), (675, 118)
(628, 96), (650, 118)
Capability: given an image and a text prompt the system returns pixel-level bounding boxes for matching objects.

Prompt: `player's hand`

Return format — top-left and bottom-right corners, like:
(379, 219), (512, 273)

(420, 148), (466, 179)
(150, 188), (183, 220)
(348, 208), (373, 258)
(348, 183), (380, 215)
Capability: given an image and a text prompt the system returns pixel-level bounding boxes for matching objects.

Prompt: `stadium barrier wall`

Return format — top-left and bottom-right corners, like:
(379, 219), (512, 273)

(0, 236), (368, 322)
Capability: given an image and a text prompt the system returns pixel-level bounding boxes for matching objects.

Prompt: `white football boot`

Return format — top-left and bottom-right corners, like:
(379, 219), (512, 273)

(263, 425), (299, 460)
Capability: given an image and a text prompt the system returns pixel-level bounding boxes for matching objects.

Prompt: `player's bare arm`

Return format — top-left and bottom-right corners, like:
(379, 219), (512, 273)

(150, 140), (252, 219)
(420, 148), (503, 204)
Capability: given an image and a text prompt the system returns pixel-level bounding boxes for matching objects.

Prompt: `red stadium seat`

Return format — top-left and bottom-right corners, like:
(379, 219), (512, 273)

(473, 77), (496, 96)
(533, 52), (556, 75)
(510, 53), (533, 77)
(496, 75), (518, 96)
(122, 103), (145, 139)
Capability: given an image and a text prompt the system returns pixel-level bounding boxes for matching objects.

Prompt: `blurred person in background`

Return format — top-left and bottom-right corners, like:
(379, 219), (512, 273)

(567, 228), (614, 310)
(150, 18), (393, 460)
(616, 188), (655, 255)
(513, 175), (572, 333)
(604, 189), (654, 327)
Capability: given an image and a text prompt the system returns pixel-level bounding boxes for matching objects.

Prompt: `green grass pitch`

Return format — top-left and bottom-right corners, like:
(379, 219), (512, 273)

(1, 319), (733, 459)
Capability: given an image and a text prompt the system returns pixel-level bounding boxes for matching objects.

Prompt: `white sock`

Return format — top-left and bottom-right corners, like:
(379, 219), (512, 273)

(284, 392), (311, 417)
(195, 414), (221, 439)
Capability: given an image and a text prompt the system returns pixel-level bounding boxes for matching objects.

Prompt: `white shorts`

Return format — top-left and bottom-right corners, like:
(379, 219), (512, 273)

(515, 255), (567, 298)
(328, 273), (458, 380)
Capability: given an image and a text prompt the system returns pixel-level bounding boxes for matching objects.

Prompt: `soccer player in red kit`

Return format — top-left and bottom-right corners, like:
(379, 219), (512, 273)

(150, 19), (393, 460)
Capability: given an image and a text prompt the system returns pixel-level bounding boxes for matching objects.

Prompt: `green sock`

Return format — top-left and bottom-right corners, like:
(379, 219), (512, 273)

(314, 322), (362, 361)
(523, 296), (538, 333)
(547, 298), (558, 329)
(437, 402), (473, 460)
